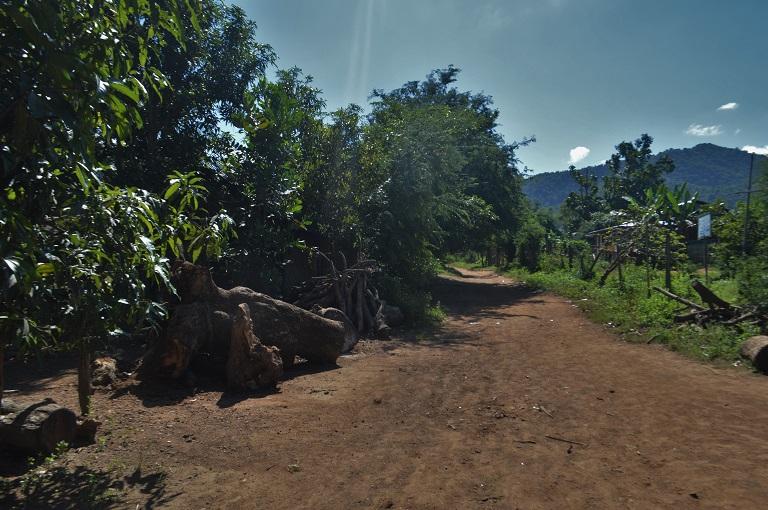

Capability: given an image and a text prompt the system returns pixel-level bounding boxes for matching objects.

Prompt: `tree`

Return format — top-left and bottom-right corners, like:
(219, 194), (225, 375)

(0, 0), (234, 413)
(562, 165), (604, 233)
(108, 1), (275, 195)
(362, 67), (531, 296)
(603, 134), (674, 210)
(220, 68), (326, 291)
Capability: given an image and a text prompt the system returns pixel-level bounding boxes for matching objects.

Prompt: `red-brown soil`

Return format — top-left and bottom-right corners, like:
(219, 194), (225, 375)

(3, 268), (768, 509)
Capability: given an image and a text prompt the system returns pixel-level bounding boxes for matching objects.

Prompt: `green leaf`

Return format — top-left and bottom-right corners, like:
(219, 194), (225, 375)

(139, 38), (148, 67)
(191, 245), (203, 263)
(164, 182), (180, 200)
(110, 81), (139, 104)
(36, 262), (55, 276)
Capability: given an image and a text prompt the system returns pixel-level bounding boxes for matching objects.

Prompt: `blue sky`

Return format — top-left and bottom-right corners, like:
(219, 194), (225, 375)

(234, 0), (768, 173)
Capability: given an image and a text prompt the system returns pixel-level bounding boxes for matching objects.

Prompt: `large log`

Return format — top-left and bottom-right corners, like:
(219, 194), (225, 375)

(740, 336), (768, 373)
(172, 262), (345, 368)
(226, 304), (283, 389)
(315, 307), (359, 353)
(0, 399), (77, 453)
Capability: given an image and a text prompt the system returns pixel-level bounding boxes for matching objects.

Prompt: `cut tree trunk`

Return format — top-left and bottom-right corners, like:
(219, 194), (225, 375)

(226, 304), (283, 390)
(144, 303), (220, 379)
(171, 262), (345, 368)
(740, 336), (768, 373)
(0, 399), (77, 454)
(315, 308), (358, 353)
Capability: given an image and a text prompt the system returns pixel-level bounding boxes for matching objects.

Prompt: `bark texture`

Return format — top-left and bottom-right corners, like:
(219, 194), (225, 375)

(740, 336), (768, 373)
(0, 399), (77, 453)
(226, 304), (283, 390)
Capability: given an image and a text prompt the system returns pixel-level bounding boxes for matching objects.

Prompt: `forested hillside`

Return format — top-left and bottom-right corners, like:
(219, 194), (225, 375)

(524, 143), (765, 208)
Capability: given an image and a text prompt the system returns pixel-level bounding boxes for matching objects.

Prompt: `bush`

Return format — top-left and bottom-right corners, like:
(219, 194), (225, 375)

(736, 257), (768, 314)
(515, 220), (546, 271)
(375, 273), (443, 325)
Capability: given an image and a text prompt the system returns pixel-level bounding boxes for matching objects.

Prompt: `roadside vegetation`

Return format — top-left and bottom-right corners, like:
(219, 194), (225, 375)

(448, 136), (768, 368)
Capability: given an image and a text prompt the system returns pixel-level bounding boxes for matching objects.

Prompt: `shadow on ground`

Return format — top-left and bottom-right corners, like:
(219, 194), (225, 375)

(111, 361), (340, 409)
(391, 272), (545, 351)
(0, 464), (174, 510)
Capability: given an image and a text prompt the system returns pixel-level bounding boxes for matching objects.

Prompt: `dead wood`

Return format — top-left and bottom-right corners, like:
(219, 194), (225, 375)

(691, 280), (732, 310)
(316, 307), (359, 352)
(0, 399), (78, 453)
(656, 281), (767, 330)
(293, 253), (393, 338)
(740, 336), (768, 373)
(171, 262), (345, 368)
(653, 286), (706, 311)
(226, 304), (283, 390)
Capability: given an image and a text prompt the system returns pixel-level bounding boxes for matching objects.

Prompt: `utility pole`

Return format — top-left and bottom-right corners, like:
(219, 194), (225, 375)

(742, 152), (755, 256)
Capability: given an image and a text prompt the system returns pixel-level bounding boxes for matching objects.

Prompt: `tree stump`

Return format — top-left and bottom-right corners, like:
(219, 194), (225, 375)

(226, 304), (283, 390)
(740, 336), (768, 373)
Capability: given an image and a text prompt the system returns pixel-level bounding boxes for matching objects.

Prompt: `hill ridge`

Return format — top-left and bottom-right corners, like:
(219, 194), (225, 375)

(523, 143), (766, 208)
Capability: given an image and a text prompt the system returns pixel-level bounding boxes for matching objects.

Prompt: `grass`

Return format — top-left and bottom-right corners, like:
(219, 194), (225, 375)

(455, 254), (757, 367)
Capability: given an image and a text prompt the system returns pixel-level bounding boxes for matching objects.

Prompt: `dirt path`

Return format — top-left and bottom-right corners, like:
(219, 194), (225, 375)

(5, 269), (768, 509)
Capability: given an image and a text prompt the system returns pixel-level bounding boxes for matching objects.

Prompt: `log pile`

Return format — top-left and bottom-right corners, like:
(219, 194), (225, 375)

(654, 280), (767, 330)
(141, 262), (347, 388)
(293, 253), (402, 339)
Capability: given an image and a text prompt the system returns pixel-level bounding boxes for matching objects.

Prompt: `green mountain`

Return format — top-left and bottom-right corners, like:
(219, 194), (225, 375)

(523, 143), (766, 208)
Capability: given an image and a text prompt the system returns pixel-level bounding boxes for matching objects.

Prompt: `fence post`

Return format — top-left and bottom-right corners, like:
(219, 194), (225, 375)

(616, 243), (624, 290)
(664, 230), (672, 292)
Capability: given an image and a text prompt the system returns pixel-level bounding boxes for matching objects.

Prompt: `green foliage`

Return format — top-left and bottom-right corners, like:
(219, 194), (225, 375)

(603, 134), (674, 210)
(736, 257), (768, 315)
(221, 68), (324, 289)
(561, 165), (603, 232)
(0, 0), (202, 353)
(515, 219), (546, 271)
(358, 67), (530, 306)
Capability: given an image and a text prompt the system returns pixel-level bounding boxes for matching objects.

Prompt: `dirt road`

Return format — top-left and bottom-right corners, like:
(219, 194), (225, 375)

(5, 269), (768, 509)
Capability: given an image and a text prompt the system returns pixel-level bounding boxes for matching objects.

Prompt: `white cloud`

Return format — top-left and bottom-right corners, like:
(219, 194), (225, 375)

(686, 124), (723, 136)
(735, 128), (742, 135)
(717, 102), (739, 111)
(568, 146), (590, 165)
(742, 145), (768, 155)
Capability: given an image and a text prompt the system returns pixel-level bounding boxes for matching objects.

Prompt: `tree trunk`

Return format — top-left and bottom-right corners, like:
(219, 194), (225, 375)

(0, 399), (78, 453)
(355, 275), (365, 333)
(740, 336), (768, 373)
(247, 300), (344, 367)
(0, 341), (4, 411)
(169, 262), (345, 369)
(77, 344), (92, 416)
(652, 286), (706, 311)
(226, 304), (283, 390)
(664, 230), (672, 291)
(317, 308), (359, 352)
